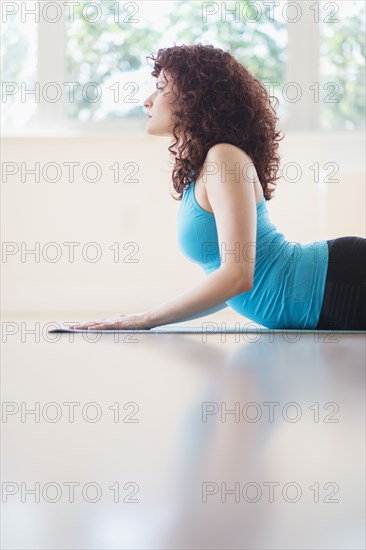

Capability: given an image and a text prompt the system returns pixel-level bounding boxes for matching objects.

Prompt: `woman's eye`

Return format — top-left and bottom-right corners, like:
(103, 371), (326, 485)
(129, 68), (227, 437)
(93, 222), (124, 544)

(156, 82), (167, 91)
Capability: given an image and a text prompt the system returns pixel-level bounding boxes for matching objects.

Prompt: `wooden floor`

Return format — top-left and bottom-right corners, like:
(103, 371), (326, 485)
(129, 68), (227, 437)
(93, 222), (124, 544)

(2, 318), (365, 549)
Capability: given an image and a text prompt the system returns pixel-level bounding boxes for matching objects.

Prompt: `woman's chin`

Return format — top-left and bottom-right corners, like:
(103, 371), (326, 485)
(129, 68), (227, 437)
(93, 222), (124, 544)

(145, 121), (155, 133)
(145, 127), (162, 137)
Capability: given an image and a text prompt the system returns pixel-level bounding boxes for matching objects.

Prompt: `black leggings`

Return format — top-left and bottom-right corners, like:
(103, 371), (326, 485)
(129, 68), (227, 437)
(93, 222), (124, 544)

(314, 236), (366, 330)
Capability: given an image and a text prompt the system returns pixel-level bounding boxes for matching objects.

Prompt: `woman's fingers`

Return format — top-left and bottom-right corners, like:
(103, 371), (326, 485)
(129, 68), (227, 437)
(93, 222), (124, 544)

(87, 324), (116, 330)
(68, 315), (143, 331)
(69, 319), (108, 329)
(76, 319), (119, 330)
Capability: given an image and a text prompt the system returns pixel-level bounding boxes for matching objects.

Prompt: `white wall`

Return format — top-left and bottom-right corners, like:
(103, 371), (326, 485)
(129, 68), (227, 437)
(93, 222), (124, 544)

(2, 132), (365, 318)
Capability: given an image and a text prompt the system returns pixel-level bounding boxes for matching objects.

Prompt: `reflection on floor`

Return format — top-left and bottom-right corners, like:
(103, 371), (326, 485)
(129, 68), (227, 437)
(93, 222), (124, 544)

(2, 319), (365, 549)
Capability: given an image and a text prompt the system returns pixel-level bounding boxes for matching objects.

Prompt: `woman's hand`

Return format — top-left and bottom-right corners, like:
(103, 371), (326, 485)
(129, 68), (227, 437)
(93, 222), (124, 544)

(69, 312), (152, 331)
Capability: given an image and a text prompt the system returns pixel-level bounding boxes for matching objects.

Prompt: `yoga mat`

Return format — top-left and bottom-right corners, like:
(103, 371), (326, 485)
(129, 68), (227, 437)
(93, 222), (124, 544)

(48, 326), (366, 334)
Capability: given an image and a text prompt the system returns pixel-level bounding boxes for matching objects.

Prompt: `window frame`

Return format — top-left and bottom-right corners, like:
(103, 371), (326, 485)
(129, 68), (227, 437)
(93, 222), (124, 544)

(3, 2), (363, 135)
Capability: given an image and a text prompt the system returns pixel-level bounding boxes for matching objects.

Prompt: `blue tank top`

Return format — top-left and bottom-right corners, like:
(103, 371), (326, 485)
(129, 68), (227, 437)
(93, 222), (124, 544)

(176, 177), (329, 329)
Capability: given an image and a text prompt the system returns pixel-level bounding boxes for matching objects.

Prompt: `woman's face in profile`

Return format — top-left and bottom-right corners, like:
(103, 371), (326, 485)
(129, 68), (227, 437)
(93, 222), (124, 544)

(143, 69), (177, 137)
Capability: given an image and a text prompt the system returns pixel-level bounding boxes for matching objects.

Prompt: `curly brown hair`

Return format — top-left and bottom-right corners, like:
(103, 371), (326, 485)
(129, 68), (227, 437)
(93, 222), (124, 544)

(146, 43), (284, 201)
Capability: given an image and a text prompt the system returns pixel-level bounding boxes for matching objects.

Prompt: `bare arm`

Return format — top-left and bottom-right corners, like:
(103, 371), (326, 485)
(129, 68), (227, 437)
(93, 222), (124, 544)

(175, 300), (229, 323)
(150, 298), (229, 325)
(145, 143), (257, 328)
(144, 267), (250, 328)
(73, 143), (257, 331)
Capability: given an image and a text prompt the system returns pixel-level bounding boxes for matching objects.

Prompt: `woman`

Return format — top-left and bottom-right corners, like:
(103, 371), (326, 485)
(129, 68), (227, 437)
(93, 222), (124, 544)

(71, 44), (366, 331)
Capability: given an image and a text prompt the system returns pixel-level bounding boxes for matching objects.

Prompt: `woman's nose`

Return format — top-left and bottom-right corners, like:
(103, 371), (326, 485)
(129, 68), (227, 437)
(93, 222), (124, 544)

(143, 93), (154, 109)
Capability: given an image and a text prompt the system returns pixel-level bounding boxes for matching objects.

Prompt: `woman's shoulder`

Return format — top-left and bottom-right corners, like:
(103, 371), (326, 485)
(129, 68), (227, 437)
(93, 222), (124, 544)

(205, 142), (251, 160)
(203, 143), (254, 176)
(199, 143), (263, 205)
